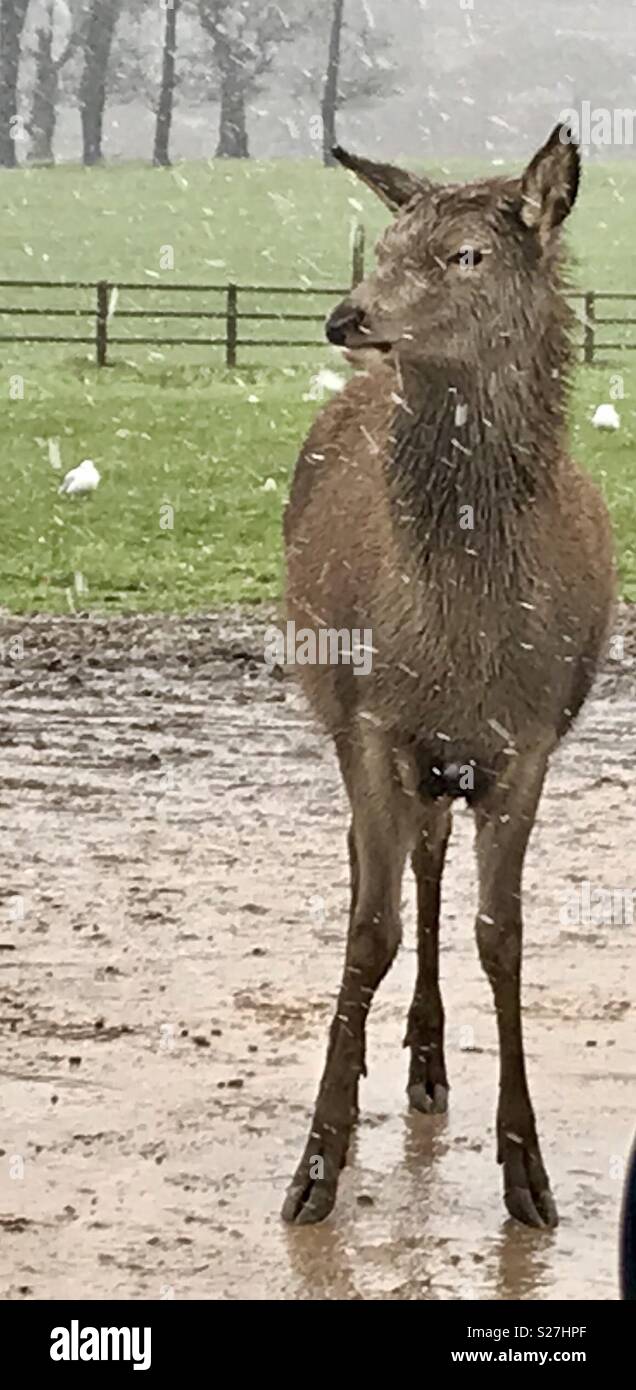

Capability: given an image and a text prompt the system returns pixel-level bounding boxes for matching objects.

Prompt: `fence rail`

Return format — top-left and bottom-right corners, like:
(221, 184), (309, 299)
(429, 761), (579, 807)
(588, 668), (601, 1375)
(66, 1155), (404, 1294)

(0, 232), (633, 368)
(0, 278), (357, 366)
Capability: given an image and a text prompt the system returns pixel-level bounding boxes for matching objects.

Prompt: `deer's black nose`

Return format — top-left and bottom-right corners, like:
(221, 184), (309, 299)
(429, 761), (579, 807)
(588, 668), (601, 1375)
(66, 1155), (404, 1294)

(325, 301), (366, 346)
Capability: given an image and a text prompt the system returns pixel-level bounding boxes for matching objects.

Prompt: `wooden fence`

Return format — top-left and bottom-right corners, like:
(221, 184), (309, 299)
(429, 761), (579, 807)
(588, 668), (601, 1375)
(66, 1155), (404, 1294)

(0, 228), (633, 366)
(0, 276), (359, 368)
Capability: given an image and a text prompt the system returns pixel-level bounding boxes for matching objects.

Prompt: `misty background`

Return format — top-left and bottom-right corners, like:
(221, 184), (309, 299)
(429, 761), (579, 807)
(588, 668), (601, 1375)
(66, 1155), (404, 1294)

(0, 0), (634, 170)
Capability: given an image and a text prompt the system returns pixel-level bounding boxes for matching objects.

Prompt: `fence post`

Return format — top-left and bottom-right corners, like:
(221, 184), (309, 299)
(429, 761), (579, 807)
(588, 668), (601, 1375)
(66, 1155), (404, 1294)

(351, 223), (365, 287)
(96, 280), (109, 367)
(583, 290), (596, 365)
(226, 283), (238, 366)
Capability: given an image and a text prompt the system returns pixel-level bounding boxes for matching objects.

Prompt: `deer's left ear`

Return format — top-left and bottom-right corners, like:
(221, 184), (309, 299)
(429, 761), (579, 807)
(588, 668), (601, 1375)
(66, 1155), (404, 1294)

(519, 123), (580, 242)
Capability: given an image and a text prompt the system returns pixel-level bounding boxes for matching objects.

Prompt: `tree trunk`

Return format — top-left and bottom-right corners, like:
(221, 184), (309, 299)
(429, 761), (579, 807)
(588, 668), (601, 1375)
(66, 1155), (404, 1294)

(29, 13), (80, 167)
(28, 16), (58, 163)
(321, 0), (344, 167)
(78, 0), (121, 167)
(153, 0), (180, 167)
(215, 48), (249, 158)
(0, 0), (31, 168)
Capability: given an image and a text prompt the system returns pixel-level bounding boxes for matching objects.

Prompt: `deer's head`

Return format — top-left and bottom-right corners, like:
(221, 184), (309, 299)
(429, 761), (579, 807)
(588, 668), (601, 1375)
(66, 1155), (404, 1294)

(326, 125), (580, 374)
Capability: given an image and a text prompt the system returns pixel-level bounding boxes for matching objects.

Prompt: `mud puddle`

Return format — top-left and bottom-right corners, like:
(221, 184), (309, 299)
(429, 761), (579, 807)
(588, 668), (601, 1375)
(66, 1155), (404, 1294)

(0, 611), (634, 1300)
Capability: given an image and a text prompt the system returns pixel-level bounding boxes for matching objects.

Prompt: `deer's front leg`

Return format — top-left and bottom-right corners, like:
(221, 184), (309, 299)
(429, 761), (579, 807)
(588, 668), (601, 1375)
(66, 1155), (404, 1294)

(474, 750), (558, 1229)
(282, 763), (415, 1225)
(281, 917), (397, 1225)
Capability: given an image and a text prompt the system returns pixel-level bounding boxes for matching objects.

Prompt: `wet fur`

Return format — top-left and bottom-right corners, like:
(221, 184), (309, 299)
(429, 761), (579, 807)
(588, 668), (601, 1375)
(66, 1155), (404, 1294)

(281, 133), (616, 1229)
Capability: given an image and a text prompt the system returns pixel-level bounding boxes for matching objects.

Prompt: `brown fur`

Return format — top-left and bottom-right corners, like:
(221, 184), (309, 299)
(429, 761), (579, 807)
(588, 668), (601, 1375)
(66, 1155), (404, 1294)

(281, 125), (615, 1229)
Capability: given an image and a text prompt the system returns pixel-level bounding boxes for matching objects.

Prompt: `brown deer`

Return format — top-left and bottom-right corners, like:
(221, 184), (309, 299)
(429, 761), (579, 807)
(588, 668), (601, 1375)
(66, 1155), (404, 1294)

(282, 124), (615, 1229)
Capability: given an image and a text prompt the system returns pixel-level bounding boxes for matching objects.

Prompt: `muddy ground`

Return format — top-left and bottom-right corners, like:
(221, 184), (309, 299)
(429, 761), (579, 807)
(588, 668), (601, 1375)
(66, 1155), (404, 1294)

(0, 609), (634, 1301)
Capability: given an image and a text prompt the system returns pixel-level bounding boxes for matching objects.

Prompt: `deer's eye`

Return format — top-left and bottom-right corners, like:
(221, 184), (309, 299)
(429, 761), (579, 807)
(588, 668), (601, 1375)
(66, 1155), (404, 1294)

(447, 247), (484, 268)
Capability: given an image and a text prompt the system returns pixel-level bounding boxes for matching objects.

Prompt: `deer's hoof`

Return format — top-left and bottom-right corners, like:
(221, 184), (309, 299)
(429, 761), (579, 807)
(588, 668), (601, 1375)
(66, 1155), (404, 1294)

(281, 1135), (348, 1225)
(501, 1134), (559, 1229)
(505, 1184), (559, 1229)
(281, 1171), (338, 1225)
(408, 1081), (448, 1114)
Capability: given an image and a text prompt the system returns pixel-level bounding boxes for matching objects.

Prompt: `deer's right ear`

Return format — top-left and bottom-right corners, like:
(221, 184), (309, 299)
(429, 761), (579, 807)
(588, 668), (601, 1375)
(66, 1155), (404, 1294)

(332, 147), (430, 213)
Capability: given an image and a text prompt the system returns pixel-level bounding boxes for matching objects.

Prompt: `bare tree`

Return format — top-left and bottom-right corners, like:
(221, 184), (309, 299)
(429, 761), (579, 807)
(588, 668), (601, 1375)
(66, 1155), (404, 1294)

(78, 0), (122, 166)
(295, 1), (397, 163)
(197, 1), (301, 159)
(28, 0), (79, 164)
(153, 0), (180, 167)
(197, 0), (250, 158)
(321, 0), (343, 166)
(0, 0), (31, 167)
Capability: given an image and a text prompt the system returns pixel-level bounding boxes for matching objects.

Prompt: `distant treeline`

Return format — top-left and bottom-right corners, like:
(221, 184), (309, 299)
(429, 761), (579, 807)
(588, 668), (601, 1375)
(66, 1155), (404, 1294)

(0, 1), (634, 169)
(0, 0), (384, 167)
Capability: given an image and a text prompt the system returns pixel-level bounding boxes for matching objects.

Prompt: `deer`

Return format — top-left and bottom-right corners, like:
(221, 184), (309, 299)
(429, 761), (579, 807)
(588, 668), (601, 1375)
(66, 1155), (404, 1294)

(281, 124), (615, 1230)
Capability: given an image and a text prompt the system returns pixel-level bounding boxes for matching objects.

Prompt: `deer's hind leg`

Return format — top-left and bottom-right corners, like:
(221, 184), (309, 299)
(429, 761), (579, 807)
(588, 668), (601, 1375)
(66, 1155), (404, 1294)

(405, 805), (452, 1114)
(282, 731), (418, 1225)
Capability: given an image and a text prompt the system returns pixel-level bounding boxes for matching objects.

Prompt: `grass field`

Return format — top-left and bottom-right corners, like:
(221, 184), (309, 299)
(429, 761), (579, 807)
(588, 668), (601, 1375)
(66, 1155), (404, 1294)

(0, 157), (634, 613)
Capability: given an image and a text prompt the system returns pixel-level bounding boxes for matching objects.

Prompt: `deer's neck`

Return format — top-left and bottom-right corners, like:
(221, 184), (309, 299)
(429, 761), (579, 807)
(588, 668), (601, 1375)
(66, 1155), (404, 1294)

(388, 349), (569, 556)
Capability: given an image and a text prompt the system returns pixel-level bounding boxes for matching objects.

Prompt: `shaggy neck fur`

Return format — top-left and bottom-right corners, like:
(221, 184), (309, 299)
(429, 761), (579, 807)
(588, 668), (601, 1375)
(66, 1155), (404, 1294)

(387, 290), (574, 564)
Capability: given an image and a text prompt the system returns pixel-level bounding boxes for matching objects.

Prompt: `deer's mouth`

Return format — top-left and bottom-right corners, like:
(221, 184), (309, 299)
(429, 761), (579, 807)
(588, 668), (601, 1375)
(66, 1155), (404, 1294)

(342, 335), (394, 356)
(325, 301), (396, 355)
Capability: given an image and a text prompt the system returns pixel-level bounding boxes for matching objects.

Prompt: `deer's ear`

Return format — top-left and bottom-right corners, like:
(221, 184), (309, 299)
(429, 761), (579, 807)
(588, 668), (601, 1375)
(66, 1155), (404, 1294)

(332, 146), (430, 213)
(519, 123), (580, 241)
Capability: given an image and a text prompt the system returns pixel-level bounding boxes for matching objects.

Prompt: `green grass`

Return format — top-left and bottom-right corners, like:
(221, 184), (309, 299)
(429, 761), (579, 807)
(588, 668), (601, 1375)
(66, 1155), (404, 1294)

(0, 158), (634, 613)
(2, 362), (315, 611)
(2, 156), (634, 290)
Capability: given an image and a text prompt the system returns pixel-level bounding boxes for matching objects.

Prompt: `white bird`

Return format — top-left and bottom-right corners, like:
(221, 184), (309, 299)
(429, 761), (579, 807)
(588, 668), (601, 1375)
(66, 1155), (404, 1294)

(592, 403), (620, 431)
(304, 368), (346, 401)
(58, 459), (101, 496)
